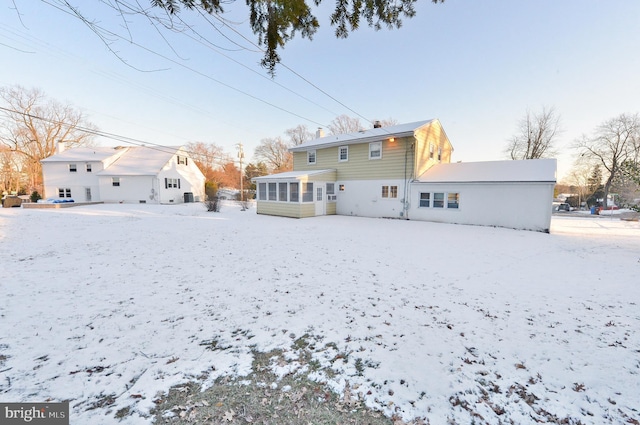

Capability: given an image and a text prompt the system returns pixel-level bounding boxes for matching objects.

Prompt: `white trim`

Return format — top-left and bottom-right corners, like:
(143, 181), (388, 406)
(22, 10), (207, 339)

(338, 146), (348, 162)
(369, 141), (382, 160)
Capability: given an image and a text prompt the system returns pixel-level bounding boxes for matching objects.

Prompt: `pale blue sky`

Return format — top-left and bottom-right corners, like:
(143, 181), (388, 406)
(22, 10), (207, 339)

(1, 1), (639, 180)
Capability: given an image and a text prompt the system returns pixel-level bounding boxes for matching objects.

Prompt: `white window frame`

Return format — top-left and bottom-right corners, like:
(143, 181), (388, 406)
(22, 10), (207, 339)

(278, 182), (288, 202)
(58, 188), (71, 198)
(433, 192), (445, 208)
(289, 182), (299, 202)
(381, 185), (398, 199)
(302, 182), (314, 202)
(69, 164), (77, 173)
(447, 192), (460, 209)
(307, 150), (316, 165)
(419, 192), (430, 207)
(369, 142), (382, 160)
(338, 146), (348, 162)
(268, 182), (277, 201)
(86, 163), (92, 172)
(112, 177), (120, 187)
(258, 182), (267, 200)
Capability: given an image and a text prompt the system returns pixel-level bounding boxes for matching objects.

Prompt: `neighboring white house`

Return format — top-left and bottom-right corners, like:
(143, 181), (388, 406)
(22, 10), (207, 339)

(41, 144), (205, 204)
(253, 120), (557, 232)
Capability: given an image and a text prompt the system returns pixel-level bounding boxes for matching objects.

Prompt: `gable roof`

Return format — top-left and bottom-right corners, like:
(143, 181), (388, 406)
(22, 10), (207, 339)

(290, 120), (436, 152)
(98, 146), (181, 176)
(40, 147), (122, 162)
(417, 159), (557, 183)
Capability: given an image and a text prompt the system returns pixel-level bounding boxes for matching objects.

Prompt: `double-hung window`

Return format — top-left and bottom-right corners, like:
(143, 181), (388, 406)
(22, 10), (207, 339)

(86, 163), (92, 172)
(433, 192), (445, 208)
(447, 193), (459, 208)
(338, 146), (348, 162)
(69, 164), (77, 172)
(58, 188), (71, 198)
(369, 142), (382, 160)
(112, 177), (120, 187)
(419, 193), (430, 207)
(307, 150), (316, 164)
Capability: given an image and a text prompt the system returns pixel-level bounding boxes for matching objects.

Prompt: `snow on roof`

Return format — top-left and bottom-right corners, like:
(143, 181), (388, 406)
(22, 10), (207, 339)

(40, 146), (121, 162)
(98, 146), (181, 176)
(418, 159), (557, 183)
(252, 169), (336, 181)
(290, 120), (436, 152)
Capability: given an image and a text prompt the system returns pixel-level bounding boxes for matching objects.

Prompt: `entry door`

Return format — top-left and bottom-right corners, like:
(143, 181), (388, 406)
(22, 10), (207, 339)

(315, 186), (325, 215)
(85, 188), (92, 201)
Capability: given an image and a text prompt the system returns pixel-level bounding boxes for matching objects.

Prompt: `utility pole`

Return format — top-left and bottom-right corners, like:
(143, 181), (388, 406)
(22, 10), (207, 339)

(237, 143), (244, 202)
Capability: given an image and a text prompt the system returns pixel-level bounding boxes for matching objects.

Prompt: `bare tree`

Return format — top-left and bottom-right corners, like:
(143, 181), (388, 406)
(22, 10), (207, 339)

(505, 107), (562, 160)
(566, 155), (597, 209)
(372, 118), (398, 128)
(328, 115), (364, 135)
(574, 113), (640, 208)
(0, 85), (96, 193)
(185, 141), (226, 182)
(285, 125), (313, 146)
(254, 137), (292, 172)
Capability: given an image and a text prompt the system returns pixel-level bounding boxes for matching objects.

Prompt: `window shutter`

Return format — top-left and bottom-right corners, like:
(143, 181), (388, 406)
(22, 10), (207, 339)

(165, 178), (168, 189)
(178, 179), (181, 189)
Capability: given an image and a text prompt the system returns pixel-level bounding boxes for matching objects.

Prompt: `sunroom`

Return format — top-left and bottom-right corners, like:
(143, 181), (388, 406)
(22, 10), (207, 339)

(252, 169), (337, 218)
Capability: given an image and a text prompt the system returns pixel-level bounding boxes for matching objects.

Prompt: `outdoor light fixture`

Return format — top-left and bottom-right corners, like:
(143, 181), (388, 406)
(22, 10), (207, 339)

(389, 137), (395, 143)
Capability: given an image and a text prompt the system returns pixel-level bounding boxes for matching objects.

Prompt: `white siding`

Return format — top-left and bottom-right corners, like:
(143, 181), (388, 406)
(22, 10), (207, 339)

(409, 182), (554, 232)
(335, 179), (407, 219)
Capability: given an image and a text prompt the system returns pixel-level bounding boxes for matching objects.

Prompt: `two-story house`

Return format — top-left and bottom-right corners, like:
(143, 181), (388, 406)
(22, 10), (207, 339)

(253, 119), (557, 232)
(41, 143), (205, 204)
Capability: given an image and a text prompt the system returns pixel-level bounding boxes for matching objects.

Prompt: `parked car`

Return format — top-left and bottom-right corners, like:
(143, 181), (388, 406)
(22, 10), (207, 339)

(557, 203), (571, 212)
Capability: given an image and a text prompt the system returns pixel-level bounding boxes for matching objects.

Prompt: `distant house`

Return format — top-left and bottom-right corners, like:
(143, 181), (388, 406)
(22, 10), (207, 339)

(41, 143), (205, 204)
(253, 120), (557, 232)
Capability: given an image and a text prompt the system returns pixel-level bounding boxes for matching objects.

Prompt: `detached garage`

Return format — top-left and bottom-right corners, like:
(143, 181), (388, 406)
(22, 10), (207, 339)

(409, 159), (557, 232)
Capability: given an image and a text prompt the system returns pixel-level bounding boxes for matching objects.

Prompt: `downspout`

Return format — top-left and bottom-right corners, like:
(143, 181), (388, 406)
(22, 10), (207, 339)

(402, 137), (415, 220)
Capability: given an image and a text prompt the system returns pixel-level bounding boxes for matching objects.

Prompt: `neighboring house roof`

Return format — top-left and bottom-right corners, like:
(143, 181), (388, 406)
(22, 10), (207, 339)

(40, 147), (121, 162)
(417, 159), (557, 183)
(290, 120), (436, 152)
(97, 146), (182, 176)
(252, 169), (336, 181)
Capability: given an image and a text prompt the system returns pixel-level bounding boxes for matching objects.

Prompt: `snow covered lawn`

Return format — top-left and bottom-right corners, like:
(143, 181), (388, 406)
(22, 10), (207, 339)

(1, 202), (639, 424)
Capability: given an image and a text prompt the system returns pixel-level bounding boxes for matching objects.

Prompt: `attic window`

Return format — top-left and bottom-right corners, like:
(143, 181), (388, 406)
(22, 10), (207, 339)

(177, 156), (187, 165)
(429, 143), (434, 159)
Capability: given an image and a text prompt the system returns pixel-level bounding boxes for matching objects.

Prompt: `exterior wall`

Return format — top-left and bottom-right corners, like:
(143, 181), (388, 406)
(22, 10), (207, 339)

(41, 161), (103, 201)
(409, 182), (555, 232)
(99, 175), (157, 203)
(414, 121), (453, 177)
(158, 153), (206, 204)
(336, 179), (406, 219)
(256, 202), (315, 218)
(293, 137), (415, 180)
